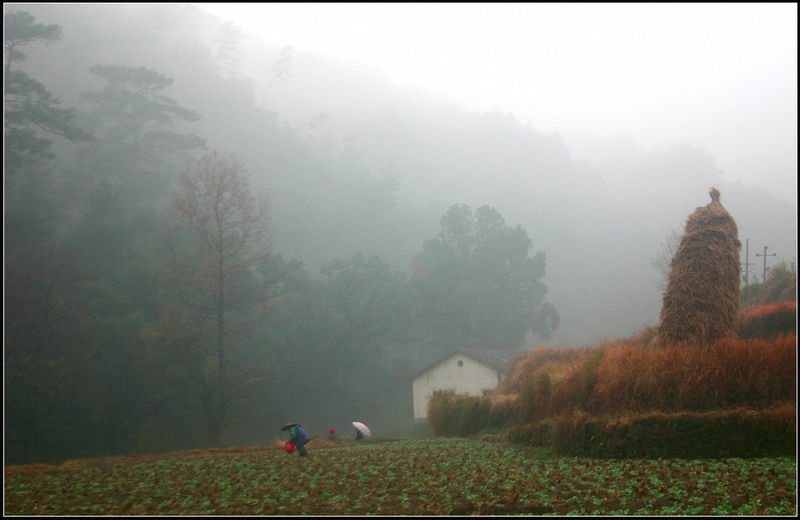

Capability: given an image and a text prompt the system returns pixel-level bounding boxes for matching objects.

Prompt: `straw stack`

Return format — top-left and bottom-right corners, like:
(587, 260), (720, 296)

(658, 188), (741, 347)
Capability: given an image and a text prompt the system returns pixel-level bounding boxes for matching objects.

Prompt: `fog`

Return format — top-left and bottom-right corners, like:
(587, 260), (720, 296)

(4, 3), (796, 463)
(199, 3), (798, 205)
(196, 2), (797, 346)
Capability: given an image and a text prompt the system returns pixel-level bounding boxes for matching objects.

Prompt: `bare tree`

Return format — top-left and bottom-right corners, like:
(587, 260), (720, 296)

(651, 229), (681, 290)
(168, 151), (271, 447)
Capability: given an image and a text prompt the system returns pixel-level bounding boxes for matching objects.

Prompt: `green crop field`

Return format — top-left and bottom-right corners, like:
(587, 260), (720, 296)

(4, 438), (796, 516)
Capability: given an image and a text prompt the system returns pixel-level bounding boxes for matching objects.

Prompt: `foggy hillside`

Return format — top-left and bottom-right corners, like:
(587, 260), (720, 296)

(18, 4), (795, 347)
(240, 15), (797, 347)
(5, 4), (795, 463)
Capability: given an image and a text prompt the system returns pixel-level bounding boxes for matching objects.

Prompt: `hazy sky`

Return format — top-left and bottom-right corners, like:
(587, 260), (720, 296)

(197, 3), (797, 204)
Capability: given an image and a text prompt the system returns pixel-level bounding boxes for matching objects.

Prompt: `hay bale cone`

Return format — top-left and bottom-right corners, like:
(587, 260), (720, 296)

(658, 187), (741, 347)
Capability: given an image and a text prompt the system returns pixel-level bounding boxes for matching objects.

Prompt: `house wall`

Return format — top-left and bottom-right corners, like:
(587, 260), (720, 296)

(412, 353), (502, 423)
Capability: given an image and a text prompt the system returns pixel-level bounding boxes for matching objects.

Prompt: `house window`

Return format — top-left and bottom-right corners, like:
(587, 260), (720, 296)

(457, 360), (464, 367)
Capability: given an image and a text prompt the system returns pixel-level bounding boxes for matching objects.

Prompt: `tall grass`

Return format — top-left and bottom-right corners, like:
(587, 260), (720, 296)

(508, 334), (796, 419)
(428, 390), (519, 436)
(430, 333), (796, 455)
(590, 334), (795, 413)
(515, 347), (604, 423)
(494, 346), (586, 395)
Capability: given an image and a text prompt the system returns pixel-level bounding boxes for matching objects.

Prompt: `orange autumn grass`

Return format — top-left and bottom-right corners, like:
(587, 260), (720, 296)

(430, 333), (796, 436)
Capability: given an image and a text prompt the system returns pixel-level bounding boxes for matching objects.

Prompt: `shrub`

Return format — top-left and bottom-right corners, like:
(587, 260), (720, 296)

(551, 403), (796, 458)
(739, 301), (796, 340)
(515, 347), (600, 422)
(496, 346), (585, 394)
(427, 390), (459, 435)
(505, 421), (552, 446)
(427, 391), (518, 437)
(751, 262), (797, 306)
(486, 393), (521, 424)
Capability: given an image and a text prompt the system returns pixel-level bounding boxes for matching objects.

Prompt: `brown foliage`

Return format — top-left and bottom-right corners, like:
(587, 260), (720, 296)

(739, 301), (797, 340)
(486, 393), (520, 416)
(435, 329), (795, 456)
(512, 345), (610, 423)
(495, 346), (587, 395)
(590, 335), (796, 413)
(428, 390), (521, 436)
(659, 187), (741, 347)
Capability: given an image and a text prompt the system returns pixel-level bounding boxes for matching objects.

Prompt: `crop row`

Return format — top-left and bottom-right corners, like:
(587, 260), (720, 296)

(4, 438), (796, 515)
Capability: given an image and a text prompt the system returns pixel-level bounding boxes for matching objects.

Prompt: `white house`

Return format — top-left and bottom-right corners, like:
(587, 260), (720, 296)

(411, 348), (519, 424)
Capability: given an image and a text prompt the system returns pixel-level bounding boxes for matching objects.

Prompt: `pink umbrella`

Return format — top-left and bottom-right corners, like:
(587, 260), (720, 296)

(352, 421), (371, 438)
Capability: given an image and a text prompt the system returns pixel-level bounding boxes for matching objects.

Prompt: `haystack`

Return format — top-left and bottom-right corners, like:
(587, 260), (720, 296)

(658, 188), (741, 347)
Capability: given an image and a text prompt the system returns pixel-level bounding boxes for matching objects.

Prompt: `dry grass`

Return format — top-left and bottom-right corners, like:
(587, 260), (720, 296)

(739, 301), (797, 339)
(476, 332), (795, 439)
(589, 334), (796, 413)
(431, 328), (795, 445)
(485, 393), (519, 415)
(496, 346), (587, 395)
(659, 187), (741, 347)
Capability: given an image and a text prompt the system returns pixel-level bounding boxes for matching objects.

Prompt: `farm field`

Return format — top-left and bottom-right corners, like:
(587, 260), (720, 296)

(4, 438), (796, 516)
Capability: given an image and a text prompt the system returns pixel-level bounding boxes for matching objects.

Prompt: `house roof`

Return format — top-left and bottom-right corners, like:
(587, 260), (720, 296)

(412, 348), (520, 379)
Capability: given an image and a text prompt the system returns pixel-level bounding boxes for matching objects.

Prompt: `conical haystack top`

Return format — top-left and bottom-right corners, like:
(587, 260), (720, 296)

(658, 188), (741, 348)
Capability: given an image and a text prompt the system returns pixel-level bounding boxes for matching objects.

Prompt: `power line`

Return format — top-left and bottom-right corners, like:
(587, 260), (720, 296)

(755, 246), (777, 282)
(741, 238), (756, 285)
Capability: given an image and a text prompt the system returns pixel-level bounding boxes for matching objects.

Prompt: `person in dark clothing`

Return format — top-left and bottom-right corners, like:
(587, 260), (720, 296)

(281, 422), (311, 456)
(355, 428), (364, 441)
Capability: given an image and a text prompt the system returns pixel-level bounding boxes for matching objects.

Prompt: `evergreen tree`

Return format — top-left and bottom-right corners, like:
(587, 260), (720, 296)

(412, 204), (559, 354)
(4, 10), (92, 254)
(77, 64), (205, 206)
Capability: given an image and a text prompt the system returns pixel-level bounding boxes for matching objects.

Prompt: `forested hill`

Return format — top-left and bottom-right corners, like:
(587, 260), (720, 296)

(14, 3), (795, 347)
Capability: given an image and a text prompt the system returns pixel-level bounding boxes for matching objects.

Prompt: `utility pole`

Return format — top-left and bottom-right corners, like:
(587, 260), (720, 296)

(755, 246), (777, 282)
(741, 238), (756, 286)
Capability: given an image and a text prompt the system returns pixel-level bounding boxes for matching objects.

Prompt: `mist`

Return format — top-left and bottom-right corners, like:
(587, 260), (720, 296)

(4, 3), (796, 464)
(200, 3), (798, 206)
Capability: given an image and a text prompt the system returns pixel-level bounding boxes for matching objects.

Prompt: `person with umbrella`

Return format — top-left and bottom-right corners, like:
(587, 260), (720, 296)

(281, 422), (311, 457)
(353, 421), (371, 441)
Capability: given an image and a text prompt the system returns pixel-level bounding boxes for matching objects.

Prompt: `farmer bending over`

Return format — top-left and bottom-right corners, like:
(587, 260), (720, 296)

(281, 422), (311, 457)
